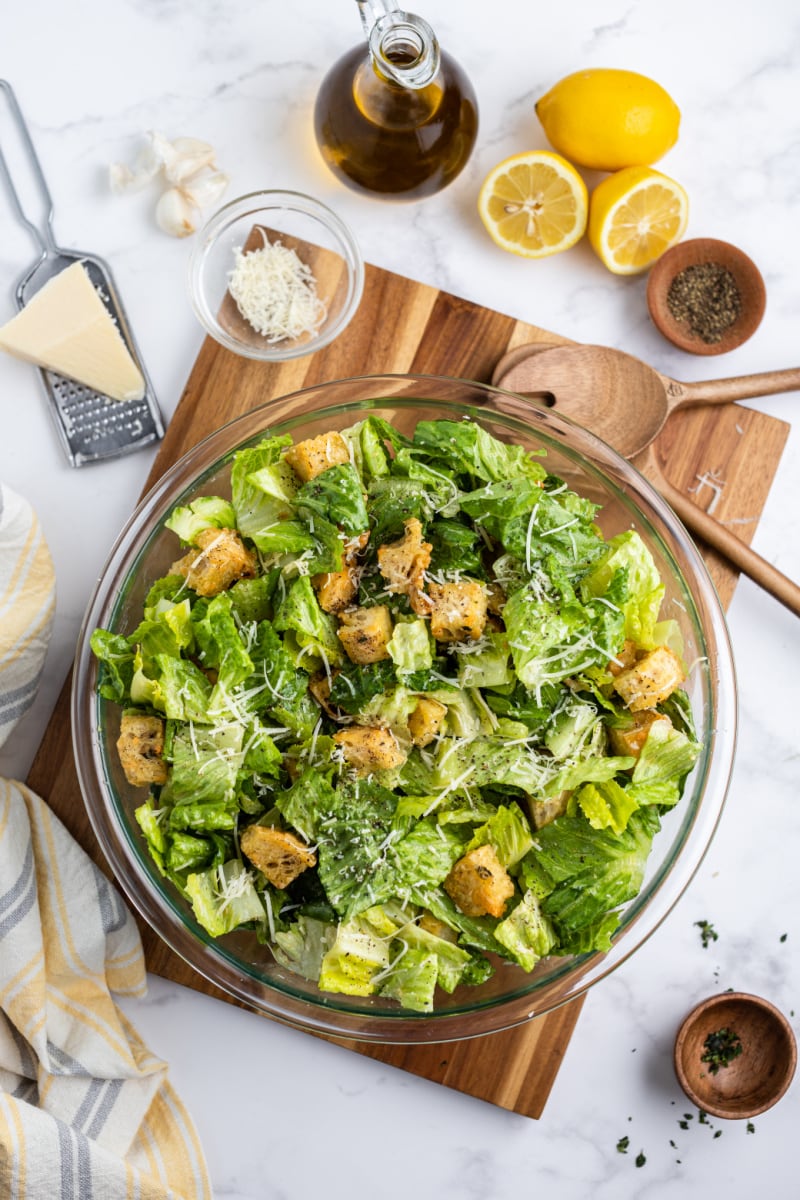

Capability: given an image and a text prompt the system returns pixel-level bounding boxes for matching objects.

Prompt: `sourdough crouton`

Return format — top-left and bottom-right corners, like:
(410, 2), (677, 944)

(240, 825), (316, 889)
(427, 580), (488, 643)
(444, 844), (514, 919)
(613, 645), (685, 712)
(312, 530), (369, 614)
(284, 432), (350, 482)
(171, 527), (257, 597)
(408, 696), (447, 748)
(333, 726), (407, 774)
(608, 638), (638, 677)
(527, 790), (571, 830)
(418, 911), (459, 943)
(312, 567), (359, 613)
(608, 710), (672, 758)
(116, 713), (168, 787)
(377, 518), (432, 602)
(486, 581), (507, 616)
(337, 605), (393, 663)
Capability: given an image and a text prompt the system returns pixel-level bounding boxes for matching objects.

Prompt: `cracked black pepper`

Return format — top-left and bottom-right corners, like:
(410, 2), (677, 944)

(666, 262), (742, 344)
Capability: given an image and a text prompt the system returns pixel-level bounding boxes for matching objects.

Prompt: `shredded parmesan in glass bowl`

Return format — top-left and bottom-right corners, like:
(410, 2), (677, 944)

(188, 190), (363, 361)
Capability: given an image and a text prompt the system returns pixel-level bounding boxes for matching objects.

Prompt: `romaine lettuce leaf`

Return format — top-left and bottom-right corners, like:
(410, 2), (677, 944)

(411, 419), (546, 484)
(379, 947), (439, 1012)
(318, 915), (391, 996)
(494, 890), (557, 970)
(465, 802), (534, 867)
(165, 496), (236, 545)
(272, 916), (335, 979)
(296, 462), (368, 535)
(185, 860), (265, 937)
(274, 575), (344, 668)
(387, 618), (434, 676)
(582, 530), (664, 650)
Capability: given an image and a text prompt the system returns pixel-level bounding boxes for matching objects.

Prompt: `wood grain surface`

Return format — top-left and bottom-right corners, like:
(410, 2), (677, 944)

(26, 254), (790, 1119)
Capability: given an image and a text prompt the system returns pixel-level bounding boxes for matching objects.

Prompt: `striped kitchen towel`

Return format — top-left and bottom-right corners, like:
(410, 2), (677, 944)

(0, 483), (56, 749)
(0, 778), (212, 1198)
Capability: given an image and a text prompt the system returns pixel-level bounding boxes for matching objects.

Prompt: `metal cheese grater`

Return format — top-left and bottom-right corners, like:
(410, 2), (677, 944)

(0, 81), (164, 467)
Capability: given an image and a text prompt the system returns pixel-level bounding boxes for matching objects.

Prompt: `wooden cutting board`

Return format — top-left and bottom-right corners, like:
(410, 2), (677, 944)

(26, 254), (789, 1120)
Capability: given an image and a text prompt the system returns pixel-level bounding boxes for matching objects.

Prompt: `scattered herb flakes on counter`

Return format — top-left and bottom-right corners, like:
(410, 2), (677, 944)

(635, 1152), (647, 1168)
(695, 918), (718, 948)
(747, 1121), (756, 1134)
(91, 415), (703, 1013)
(616, 1136), (630, 1154)
(780, 932), (788, 942)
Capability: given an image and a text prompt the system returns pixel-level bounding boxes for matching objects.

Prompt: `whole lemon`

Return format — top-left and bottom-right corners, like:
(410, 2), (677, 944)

(535, 69), (680, 171)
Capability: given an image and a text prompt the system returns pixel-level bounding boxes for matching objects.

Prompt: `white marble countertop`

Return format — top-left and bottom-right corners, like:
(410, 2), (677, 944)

(2, 1), (799, 1195)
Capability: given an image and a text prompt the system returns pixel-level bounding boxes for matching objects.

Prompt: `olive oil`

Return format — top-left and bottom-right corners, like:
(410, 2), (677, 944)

(313, 15), (478, 200)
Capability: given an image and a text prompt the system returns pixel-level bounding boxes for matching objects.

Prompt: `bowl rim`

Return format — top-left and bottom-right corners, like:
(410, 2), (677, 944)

(71, 372), (738, 1043)
(187, 188), (365, 362)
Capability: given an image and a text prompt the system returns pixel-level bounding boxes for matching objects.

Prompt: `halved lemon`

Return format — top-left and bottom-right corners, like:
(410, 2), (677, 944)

(478, 151), (588, 258)
(588, 165), (689, 275)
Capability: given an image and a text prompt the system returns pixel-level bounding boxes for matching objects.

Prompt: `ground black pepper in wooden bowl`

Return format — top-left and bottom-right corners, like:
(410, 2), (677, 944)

(666, 263), (742, 344)
(646, 237), (766, 355)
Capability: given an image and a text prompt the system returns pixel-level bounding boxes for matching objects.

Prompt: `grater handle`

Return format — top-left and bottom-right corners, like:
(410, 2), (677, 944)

(0, 80), (58, 254)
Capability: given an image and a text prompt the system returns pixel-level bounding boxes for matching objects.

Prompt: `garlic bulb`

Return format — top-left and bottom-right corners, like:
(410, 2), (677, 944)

(155, 187), (200, 238)
(110, 131), (228, 237)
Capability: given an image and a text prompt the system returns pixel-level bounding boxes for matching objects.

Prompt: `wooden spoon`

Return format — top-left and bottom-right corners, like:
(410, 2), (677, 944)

(493, 347), (800, 617)
(491, 342), (800, 459)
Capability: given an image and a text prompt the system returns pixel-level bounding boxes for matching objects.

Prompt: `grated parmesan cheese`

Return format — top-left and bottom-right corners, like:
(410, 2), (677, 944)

(227, 232), (327, 343)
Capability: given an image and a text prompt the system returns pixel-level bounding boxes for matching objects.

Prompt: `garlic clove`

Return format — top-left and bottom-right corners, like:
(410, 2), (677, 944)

(155, 187), (200, 238)
(181, 169), (230, 210)
(164, 136), (217, 186)
(147, 130), (178, 171)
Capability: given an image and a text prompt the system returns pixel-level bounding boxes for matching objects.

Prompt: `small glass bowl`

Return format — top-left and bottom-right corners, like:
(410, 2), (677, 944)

(188, 190), (364, 362)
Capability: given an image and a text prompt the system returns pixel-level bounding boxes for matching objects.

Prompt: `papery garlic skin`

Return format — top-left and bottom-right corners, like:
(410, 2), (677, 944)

(182, 170), (229, 210)
(155, 187), (200, 238)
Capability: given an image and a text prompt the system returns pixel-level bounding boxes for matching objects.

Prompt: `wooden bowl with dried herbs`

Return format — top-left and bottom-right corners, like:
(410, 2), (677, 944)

(674, 992), (796, 1119)
(646, 237), (766, 355)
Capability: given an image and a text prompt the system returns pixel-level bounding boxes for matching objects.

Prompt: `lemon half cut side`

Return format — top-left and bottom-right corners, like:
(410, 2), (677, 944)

(588, 166), (689, 275)
(478, 151), (588, 259)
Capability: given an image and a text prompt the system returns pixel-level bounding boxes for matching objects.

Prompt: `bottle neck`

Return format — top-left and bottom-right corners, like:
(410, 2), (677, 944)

(368, 11), (441, 90)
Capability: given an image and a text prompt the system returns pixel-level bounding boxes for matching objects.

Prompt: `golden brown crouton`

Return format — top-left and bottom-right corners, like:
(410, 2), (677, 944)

(333, 726), (407, 775)
(284, 432), (350, 482)
(171, 527), (257, 597)
(308, 670), (347, 721)
(240, 825), (316, 889)
(608, 710), (672, 758)
(444, 844), (515, 919)
(527, 790), (571, 830)
(427, 580), (488, 643)
(418, 911), (459, 943)
(608, 638), (639, 677)
(377, 518), (432, 606)
(408, 697), (447, 748)
(486, 581), (507, 616)
(337, 605), (393, 664)
(613, 645), (685, 712)
(312, 530), (369, 614)
(312, 567), (359, 613)
(116, 714), (168, 788)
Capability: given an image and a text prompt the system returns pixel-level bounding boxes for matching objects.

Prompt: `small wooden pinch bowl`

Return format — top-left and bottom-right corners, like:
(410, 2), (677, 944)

(647, 237), (766, 355)
(674, 992), (797, 1119)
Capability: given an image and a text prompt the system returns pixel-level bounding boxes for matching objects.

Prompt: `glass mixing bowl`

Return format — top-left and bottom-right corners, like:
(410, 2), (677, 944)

(72, 374), (737, 1043)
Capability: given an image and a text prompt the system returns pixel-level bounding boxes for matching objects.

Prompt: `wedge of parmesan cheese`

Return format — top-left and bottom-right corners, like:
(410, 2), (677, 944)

(0, 262), (145, 402)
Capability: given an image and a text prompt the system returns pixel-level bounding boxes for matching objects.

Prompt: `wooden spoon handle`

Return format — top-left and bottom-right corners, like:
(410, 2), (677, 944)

(657, 474), (800, 617)
(671, 367), (800, 409)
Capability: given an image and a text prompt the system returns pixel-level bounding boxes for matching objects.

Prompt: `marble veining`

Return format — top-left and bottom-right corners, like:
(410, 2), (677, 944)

(2, 0), (799, 1195)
